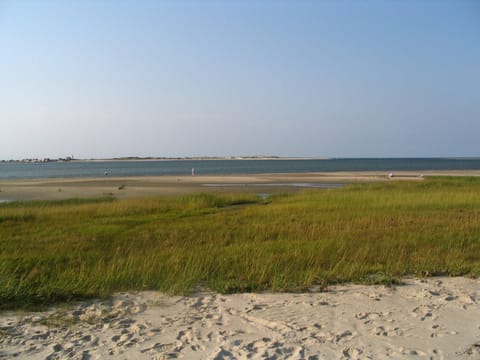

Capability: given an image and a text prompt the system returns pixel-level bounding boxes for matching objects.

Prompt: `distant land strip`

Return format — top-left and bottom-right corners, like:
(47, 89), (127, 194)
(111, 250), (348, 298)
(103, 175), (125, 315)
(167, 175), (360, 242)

(0, 156), (327, 163)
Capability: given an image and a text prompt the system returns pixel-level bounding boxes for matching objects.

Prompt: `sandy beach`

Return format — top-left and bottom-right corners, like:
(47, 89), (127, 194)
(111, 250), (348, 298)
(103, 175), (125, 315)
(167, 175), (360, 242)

(1, 277), (479, 359)
(1, 170), (479, 202)
(3, 0), (479, 357)
(2, 172), (480, 359)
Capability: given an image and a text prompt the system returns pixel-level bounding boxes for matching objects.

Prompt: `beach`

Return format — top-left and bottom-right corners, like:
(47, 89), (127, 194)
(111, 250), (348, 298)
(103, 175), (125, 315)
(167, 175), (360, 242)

(1, 170), (479, 202)
(1, 277), (479, 359)
(1, 172), (480, 359)
(3, 0), (479, 357)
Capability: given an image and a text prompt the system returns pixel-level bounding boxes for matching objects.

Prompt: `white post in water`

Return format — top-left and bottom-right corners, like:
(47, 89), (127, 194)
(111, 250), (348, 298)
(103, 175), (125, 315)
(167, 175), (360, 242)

(192, 167), (195, 176)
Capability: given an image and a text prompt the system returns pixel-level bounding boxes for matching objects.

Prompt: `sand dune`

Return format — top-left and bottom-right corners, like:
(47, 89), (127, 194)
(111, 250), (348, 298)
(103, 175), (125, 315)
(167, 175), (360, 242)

(1, 277), (479, 359)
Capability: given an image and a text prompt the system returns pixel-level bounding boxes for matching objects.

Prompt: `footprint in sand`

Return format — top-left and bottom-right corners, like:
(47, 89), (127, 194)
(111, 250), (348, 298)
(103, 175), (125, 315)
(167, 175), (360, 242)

(341, 346), (363, 359)
(141, 341), (183, 354)
(412, 305), (439, 321)
(176, 327), (206, 352)
(325, 330), (354, 344)
(400, 347), (427, 356)
(245, 303), (268, 313)
(354, 310), (396, 332)
(371, 325), (403, 337)
(209, 347), (236, 360)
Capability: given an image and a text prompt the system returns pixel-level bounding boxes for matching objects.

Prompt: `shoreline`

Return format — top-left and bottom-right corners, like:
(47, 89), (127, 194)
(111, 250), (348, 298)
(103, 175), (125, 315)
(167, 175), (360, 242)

(4, 156), (480, 164)
(1, 276), (479, 359)
(1, 170), (480, 202)
(0, 156), (327, 164)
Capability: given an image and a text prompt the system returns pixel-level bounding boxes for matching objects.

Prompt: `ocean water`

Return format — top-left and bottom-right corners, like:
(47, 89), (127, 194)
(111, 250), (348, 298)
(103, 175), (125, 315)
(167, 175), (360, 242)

(1, 158), (480, 180)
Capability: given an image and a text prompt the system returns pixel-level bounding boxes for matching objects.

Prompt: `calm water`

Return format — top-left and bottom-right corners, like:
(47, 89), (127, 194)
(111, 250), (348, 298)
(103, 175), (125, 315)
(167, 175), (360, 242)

(1, 158), (480, 180)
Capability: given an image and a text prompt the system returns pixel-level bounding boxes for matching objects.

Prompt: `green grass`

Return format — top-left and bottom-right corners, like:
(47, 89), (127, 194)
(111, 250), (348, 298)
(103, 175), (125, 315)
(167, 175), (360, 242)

(1, 177), (480, 309)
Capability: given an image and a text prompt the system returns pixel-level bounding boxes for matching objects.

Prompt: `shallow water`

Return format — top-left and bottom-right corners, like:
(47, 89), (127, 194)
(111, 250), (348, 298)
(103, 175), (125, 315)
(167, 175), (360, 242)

(2, 158), (480, 179)
(202, 183), (344, 189)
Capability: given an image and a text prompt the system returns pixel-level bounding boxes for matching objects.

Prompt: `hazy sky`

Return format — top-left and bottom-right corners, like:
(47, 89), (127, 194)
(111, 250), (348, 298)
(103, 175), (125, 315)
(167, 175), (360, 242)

(1, 0), (479, 159)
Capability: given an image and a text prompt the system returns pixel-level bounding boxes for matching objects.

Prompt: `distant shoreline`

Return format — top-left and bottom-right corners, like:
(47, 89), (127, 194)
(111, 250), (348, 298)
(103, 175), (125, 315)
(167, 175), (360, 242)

(0, 156), (328, 163)
(4, 156), (480, 164)
(81, 156), (328, 162)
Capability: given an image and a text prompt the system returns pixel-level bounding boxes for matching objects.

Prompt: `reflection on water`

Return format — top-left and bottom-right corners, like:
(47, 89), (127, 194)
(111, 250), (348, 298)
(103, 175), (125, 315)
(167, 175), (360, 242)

(0, 199), (10, 203)
(257, 193), (269, 200)
(203, 183), (344, 189)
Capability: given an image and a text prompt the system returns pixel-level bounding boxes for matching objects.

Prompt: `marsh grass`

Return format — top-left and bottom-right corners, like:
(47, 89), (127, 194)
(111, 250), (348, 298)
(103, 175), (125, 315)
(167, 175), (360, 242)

(1, 178), (480, 309)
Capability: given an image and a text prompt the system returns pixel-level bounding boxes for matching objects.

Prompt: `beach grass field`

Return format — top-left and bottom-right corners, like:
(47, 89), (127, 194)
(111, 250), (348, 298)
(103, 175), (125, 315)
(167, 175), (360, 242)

(1, 176), (480, 310)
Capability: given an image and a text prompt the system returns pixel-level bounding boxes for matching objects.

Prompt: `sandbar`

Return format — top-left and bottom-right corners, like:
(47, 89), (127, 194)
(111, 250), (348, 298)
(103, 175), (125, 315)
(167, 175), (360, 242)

(1, 170), (479, 202)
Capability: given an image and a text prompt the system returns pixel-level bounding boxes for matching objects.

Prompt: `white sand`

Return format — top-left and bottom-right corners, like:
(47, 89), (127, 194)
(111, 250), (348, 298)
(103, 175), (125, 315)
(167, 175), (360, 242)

(1, 277), (479, 359)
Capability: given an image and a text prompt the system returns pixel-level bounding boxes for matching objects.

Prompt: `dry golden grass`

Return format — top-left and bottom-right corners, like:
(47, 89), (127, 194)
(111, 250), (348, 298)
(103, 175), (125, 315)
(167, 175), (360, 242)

(1, 177), (479, 309)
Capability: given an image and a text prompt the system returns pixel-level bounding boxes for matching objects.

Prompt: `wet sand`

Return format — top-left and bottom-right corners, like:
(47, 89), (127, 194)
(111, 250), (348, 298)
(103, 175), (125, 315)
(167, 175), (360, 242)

(1, 170), (478, 202)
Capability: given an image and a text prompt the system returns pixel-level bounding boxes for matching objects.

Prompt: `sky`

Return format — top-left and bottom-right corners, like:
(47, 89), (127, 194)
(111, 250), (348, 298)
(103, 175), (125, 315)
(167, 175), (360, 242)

(1, 0), (479, 159)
